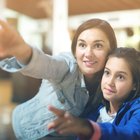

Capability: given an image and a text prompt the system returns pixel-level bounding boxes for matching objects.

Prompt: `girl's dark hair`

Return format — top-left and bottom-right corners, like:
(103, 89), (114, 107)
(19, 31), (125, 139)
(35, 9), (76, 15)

(103, 47), (140, 110)
(71, 18), (117, 55)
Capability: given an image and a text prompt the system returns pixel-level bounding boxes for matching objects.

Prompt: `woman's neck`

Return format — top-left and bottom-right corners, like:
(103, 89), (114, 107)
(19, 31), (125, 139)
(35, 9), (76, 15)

(84, 75), (95, 86)
(84, 75), (100, 96)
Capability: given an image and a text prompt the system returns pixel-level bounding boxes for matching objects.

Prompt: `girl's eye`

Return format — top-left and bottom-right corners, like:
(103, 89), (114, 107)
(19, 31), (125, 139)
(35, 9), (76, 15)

(103, 70), (110, 76)
(117, 75), (125, 81)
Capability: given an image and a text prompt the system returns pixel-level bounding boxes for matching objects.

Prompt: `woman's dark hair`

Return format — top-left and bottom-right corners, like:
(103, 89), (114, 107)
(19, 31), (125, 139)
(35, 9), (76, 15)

(71, 18), (117, 55)
(103, 47), (140, 110)
(78, 19), (117, 117)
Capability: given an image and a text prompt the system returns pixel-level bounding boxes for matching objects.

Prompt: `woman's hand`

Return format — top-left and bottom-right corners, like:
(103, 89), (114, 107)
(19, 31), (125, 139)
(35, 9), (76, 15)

(0, 19), (32, 64)
(48, 105), (93, 138)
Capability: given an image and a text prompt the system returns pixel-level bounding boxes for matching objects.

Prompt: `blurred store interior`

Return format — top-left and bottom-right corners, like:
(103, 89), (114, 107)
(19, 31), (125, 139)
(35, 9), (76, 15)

(0, 0), (140, 139)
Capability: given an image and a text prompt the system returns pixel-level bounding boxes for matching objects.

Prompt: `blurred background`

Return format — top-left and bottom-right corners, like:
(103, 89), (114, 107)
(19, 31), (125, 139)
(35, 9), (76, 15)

(0, 0), (140, 139)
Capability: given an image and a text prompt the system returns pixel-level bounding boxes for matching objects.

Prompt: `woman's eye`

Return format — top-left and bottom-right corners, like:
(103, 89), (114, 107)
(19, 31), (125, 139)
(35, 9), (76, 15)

(78, 43), (86, 48)
(94, 43), (103, 49)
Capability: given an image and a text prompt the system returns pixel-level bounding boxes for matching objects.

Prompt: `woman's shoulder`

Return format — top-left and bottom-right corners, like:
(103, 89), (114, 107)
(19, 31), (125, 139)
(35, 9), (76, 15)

(56, 52), (78, 69)
(57, 52), (75, 61)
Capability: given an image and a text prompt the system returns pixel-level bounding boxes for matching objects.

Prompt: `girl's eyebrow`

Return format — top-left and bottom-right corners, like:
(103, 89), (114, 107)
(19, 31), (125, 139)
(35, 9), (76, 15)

(105, 67), (128, 76)
(116, 71), (128, 75)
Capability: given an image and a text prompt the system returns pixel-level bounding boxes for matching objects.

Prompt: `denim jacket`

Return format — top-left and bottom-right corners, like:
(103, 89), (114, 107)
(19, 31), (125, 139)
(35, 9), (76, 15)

(0, 47), (89, 140)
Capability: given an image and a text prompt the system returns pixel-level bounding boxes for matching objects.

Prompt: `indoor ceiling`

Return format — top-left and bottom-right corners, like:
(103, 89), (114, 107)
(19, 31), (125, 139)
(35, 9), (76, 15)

(6, 0), (140, 19)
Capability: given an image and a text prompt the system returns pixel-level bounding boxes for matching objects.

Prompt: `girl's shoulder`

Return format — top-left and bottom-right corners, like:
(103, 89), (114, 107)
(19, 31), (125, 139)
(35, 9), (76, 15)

(121, 97), (140, 112)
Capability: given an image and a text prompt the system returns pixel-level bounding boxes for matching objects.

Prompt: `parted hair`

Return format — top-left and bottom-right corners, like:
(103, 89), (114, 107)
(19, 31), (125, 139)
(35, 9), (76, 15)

(71, 18), (117, 56)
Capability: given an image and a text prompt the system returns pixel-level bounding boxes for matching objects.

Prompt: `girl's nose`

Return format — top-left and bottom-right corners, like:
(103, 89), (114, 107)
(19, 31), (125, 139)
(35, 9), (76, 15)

(107, 77), (115, 87)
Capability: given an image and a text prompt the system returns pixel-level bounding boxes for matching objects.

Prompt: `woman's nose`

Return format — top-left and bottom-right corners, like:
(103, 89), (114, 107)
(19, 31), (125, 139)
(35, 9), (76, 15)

(85, 47), (94, 58)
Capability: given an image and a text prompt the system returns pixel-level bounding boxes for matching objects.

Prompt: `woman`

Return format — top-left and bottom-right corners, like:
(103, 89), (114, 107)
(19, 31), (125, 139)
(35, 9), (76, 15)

(48, 47), (140, 140)
(0, 18), (117, 140)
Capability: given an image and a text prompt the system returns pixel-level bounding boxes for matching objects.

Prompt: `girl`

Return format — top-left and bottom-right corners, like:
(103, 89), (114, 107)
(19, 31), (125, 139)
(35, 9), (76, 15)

(48, 47), (140, 140)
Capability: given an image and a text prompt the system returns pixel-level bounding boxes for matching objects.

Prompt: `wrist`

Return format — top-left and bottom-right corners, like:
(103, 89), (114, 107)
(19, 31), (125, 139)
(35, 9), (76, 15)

(15, 43), (33, 65)
(78, 120), (94, 140)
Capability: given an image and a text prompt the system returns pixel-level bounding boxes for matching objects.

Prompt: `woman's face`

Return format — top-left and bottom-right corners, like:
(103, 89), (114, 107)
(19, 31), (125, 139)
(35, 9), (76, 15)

(75, 28), (110, 78)
(101, 57), (134, 107)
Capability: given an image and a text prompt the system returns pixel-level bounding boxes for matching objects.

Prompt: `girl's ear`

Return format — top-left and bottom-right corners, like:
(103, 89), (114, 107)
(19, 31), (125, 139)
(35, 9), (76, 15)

(132, 84), (136, 91)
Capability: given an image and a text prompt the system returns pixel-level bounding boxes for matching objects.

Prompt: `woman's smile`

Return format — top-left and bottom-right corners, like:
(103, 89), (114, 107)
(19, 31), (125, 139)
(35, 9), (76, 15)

(83, 60), (97, 67)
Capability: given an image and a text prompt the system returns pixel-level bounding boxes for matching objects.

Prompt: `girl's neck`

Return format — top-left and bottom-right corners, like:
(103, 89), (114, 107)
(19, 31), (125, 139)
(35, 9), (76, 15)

(108, 102), (120, 115)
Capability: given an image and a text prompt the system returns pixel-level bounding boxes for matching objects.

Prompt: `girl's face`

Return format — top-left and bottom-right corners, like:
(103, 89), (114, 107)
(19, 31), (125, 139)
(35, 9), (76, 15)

(101, 57), (135, 107)
(75, 28), (110, 78)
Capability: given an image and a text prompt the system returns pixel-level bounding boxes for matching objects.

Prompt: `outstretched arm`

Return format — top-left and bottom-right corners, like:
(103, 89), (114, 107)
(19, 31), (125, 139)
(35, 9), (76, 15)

(0, 18), (32, 64)
(47, 105), (94, 139)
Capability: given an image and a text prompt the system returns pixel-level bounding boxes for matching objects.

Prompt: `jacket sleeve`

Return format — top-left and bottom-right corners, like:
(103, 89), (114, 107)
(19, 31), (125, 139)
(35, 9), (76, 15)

(0, 57), (24, 72)
(97, 108), (140, 140)
(78, 105), (140, 140)
(20, 47), (71, 82)
(0, 47), (73, 82)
